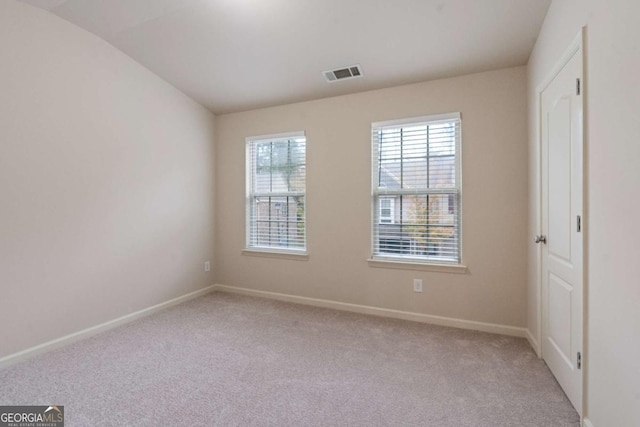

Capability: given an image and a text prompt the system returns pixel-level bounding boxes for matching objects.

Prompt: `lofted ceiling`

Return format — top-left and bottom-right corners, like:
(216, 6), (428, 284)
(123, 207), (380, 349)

(19, 0), (551, 114)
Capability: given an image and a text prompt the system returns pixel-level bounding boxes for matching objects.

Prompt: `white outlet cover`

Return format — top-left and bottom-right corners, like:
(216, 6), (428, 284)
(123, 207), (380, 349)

(413, 279), (423, 292)
(204, 261), (211, 272)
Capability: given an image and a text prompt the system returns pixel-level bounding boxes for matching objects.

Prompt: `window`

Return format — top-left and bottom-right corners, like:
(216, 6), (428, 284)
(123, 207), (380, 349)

(246, 132), (306, 253)
(371, 113), (461, 264)
(379, 197), (395, 224)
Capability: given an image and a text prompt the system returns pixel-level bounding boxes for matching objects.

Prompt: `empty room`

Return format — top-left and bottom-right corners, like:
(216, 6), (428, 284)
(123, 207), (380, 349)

(1, 0), (638, 426)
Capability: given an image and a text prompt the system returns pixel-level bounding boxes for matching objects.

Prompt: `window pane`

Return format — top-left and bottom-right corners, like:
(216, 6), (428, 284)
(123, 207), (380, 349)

(378, 159), (402, 190)
(375, 194), (459, 260)
(252, 196), (305, 249)
(429, 123), (456, 156)
(403, 157), (428, 189)
(429, 155), (455, 188)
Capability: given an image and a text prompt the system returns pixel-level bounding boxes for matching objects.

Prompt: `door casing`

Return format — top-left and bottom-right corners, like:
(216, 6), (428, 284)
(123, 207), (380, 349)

(535, 28), (587, 417)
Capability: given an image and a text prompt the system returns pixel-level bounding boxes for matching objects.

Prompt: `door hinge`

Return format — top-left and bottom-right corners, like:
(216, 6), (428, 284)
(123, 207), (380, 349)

(577, 215), (582, 232)
(576, 78), (581, 95)
(577, 352), (582, 369)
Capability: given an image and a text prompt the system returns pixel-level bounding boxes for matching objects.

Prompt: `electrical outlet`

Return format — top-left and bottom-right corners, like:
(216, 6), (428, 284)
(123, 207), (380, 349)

(413, 279), (423, 293)
(204, 261), (211, 272)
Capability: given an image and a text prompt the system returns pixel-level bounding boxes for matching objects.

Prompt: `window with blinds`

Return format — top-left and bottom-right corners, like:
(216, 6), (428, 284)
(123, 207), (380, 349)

(246, 132), (306, 253)
(371, 113), (461, 263)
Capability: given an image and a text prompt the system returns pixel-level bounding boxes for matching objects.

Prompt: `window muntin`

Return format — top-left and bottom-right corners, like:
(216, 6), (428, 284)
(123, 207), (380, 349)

(246, 133), (306, 253)
(372, 113), (461, 263)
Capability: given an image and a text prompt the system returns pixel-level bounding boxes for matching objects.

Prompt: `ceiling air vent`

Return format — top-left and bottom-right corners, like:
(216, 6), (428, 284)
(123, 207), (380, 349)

(323, 64), (363, 82)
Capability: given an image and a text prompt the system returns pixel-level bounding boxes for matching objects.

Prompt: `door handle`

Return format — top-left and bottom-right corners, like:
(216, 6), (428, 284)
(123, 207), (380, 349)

(535, 235), (547, 244)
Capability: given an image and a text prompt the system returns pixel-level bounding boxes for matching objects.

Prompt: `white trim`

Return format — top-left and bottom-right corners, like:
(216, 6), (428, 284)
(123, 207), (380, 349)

(536, 27), (586, 416)
(533, 82), (543, 361)
(0, 285), (216, 369)
(245, 130), (305, 144)
(536, 28), (586, 356)
(375, 188), (460, 196)
(372, 112), (461, 129)
(250, 191), (305, 198)
(526, 329), (541, 357)
(536, 32), (583, 95)
(583, 419), (594, 427)
(242, 249), (309, 261)
(367, 258), (467, 274)
(213, 284), (527, 338)
(1, 283), (530, 370)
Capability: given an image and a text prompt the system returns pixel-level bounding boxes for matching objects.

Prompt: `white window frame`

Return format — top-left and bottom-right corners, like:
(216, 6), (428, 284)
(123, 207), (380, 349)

(370, 113), (462, 265)
(245, 131), (307, 255)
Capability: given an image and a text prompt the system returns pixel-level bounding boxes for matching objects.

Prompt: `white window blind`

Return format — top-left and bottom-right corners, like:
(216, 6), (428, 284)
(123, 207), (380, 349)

(371, 113), (461, 263)
(246, 132), (306, 253)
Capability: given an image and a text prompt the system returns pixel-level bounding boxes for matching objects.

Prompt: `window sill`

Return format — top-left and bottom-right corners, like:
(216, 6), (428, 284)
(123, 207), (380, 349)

(367, 258), (468, 274)
(242, 249), (309, 261)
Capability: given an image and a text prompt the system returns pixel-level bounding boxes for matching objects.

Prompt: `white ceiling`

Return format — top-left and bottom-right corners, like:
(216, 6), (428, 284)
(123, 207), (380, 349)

(20, 0), (551, 114)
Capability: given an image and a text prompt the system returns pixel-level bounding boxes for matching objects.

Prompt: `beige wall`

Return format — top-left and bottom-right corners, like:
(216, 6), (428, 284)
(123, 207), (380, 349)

(215, 67), (528, 328)
(0, 1), (216, 358)
(527, 0), (640, 425)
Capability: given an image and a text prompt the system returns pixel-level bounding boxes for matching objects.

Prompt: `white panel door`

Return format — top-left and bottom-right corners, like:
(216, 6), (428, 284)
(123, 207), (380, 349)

(540, 47), (583, 414)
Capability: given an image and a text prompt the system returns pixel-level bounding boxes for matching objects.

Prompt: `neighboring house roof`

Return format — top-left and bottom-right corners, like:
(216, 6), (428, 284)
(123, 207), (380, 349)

(378, 157), (455, 190)
(379, 165), (401, 189)
(255, 167), (305, 194)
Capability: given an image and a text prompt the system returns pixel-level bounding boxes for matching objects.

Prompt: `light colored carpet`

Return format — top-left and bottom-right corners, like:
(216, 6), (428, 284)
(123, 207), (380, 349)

(1, 292), (579, 426)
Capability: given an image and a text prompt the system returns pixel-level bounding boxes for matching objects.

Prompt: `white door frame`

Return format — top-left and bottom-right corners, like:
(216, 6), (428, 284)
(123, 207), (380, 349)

(535, 27), (587, 414)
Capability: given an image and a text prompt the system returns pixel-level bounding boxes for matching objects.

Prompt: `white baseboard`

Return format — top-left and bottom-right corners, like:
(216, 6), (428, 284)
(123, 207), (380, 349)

(1, 283), (529, 369)
(526, 329), (541, 357)
(0, 285), (216, 369)
(213, 284), (528, 338)
(583, 418), (594, 427)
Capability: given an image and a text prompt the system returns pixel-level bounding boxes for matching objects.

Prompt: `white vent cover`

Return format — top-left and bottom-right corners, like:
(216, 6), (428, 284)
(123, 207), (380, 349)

(322, 64), (363, 82)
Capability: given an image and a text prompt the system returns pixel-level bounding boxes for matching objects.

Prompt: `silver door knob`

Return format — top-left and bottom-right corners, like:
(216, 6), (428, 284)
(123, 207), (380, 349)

(535, 235), (547, 244)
